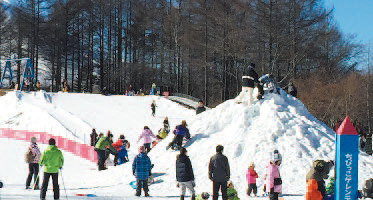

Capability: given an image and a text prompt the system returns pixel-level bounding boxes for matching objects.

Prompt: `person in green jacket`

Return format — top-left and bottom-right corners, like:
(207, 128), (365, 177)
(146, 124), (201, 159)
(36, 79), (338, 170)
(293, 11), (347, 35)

(95, 133), (116, 171)
(227, 181), (240, 200)
(326, 177), (335, 195)
(40, 138), (64, 200)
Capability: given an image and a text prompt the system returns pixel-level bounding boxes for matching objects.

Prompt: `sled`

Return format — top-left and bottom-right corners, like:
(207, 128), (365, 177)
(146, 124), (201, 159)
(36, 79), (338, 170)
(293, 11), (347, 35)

(75, 193), (97, 197)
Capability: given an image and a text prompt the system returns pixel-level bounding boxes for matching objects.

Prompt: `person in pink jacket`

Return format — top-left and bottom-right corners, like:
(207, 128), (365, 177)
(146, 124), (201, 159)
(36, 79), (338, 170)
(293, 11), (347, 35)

(138, 126), (156, 153)
(266, 150), (282, 200)
(246, 162), (259, 196)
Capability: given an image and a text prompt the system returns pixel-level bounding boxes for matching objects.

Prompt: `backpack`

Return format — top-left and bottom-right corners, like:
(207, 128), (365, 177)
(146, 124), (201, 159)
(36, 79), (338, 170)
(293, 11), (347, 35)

(363, 178), (373, 198)
(25, 148), (33, 163)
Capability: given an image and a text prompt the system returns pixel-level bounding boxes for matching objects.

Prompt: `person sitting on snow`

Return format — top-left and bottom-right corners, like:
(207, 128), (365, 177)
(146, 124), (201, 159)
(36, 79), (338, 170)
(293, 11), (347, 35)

(236, 63), (259, 104)
(166, 120), (191, 150)
(156, 128), (169, 140)
(227, 180), (240, 200)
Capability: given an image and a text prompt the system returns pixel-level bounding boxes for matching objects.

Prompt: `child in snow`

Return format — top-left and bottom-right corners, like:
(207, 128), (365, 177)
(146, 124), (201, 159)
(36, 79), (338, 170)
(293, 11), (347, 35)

(132, 146), (152, 197)
(138, 126), (156, 153)
(305, 179), (322, 200)
(163, 117), (170, 132)
(151, 100), (157, 117)
(266, 150), (282, 200)
(117, 140), (129, 165)
(112, 135), (125, 166)
(227, 180), (240, 200)
(306, 160), (334, 199)
(196, 192), (210, 200)
(246, 162), (259, 196)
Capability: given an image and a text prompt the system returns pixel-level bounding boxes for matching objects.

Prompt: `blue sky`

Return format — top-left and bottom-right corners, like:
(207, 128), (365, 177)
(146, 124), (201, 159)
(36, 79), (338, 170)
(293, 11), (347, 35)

(325, 0), (373, 45)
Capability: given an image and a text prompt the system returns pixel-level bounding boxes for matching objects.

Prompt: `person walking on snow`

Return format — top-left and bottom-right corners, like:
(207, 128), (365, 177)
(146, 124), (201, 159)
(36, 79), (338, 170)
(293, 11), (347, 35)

(26, 137), (41, 190)
(133, 146), (152, 197)
(40, 138), (64, 200)
(138, 126), (156, 153)
(209, 145), (230, 200)
(151, 100), (157, 117)
(266, 150), (282, 200)
(163, 117), (170, 132)
(236, 63), (259, 104)
(95, 133), (116, 171)
(167, 120), (191, 150)
(246, 162), (259, 196)
(176, 147), (196, 200)
(90, 128), (98, 146)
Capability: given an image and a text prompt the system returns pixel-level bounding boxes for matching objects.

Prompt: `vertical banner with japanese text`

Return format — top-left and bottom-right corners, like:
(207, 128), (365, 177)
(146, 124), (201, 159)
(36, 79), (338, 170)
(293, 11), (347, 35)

(336, 116), (359, 200)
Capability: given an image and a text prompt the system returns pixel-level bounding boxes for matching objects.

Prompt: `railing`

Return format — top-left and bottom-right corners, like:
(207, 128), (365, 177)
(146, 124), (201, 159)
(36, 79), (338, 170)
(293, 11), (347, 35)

(173, 93), (201, 102)
(0, 128), (97, 163)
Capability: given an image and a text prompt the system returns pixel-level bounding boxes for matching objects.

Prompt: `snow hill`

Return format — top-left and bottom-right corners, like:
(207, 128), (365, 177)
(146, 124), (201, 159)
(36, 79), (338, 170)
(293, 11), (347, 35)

(0, 91), (372, 200)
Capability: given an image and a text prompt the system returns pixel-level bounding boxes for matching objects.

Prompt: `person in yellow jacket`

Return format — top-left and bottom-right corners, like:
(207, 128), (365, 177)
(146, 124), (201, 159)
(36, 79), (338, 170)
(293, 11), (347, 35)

(39, 138), (64, 200)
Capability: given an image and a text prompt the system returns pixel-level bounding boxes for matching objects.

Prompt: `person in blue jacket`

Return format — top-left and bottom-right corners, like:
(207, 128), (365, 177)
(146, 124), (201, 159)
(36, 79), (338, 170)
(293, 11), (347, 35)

(166, 120), (191, 150)
(133, 146), (152, 197)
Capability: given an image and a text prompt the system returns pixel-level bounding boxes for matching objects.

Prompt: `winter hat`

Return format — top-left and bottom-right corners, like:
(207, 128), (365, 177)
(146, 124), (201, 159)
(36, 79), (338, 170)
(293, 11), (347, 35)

(201, 192), (210, 199)
(271, 150), (282, 163)
(144, 126), (149, 130)
(119, 135), (125, 140)
(49, 138), (56, 146)
(216, 145), (224, 153)
(30, 137), (37, 144)
(139, 146), (146, 153)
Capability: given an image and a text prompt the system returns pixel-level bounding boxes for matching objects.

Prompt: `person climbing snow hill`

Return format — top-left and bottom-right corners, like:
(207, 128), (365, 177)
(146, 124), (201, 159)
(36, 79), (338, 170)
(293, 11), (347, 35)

(166, 120), (191, 151)
(138, 126), (156, 153)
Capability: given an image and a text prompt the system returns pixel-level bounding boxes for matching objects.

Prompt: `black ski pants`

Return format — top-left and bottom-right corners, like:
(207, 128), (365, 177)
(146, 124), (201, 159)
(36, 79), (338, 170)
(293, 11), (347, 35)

(40, 172), (59, 200)
(97, 149), (106, 170)
(247, 183), (257, 196)
(136, 179), (149, 196)
(269, 192), (279, 200)
(169, 135), (184, 148)
(213, 181), (228, 200)
(26, 163), (39, 187)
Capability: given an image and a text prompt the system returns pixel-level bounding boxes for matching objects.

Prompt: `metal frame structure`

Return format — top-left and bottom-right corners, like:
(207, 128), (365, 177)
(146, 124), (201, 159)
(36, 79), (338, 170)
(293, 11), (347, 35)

(0, 58), (35, 90)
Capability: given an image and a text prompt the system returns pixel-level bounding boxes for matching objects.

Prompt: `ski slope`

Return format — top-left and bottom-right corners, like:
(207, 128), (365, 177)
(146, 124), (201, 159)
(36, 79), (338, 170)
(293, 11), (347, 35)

(0, 91), (372, 200)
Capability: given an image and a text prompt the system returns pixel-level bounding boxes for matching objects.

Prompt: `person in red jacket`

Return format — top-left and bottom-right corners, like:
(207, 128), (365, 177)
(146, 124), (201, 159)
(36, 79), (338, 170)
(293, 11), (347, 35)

(306, 179), (322, 200)
(246, 162), (259, 196)
(112, 135), (125, 166)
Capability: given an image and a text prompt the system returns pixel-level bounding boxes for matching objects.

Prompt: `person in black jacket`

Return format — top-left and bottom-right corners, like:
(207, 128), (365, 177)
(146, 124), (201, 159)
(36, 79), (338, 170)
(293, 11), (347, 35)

(151, 100), (157, 117)
(176, 147), (196, 200)
(196, 100), (206, 115)
(236, 63), (259, 104)
(209, 145), (230, 200)
(90, 128), (98, 146)
(284, 82), (297, 98)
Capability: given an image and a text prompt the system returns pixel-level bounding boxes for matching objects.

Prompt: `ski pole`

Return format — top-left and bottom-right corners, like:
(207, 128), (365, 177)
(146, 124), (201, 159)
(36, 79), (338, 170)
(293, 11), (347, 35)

(60, 169), (68, 200)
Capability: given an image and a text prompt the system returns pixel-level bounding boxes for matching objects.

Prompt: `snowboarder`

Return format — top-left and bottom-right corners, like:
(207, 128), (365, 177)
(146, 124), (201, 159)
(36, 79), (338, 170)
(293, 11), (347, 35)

(132, 146), (152, 197)
(25, 137), (41, 190)
(166, 120), (191, 151)
(236, 63), (259, 105)
(246, 162), (258, 196)
(163, 117), (170, 132)
(90, 128), (98, 146)
(40, 138), (64, 200)
(209, 145), (230, 200)
(151, 100), (157, 117)
(138, 126), (156, 153)
(227, 180), (240, 200)
(94, 133), (116, 171)
(265, 150), (282, 200)
(176, 147), (196, 200)
(306, 160), (334, 199)
(196, 100), (206, 115)
(284, 82), (297, 97)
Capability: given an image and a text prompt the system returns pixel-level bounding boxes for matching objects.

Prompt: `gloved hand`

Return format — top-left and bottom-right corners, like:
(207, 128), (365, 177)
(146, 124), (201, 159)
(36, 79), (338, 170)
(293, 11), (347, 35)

(192, 181), (195, 187)
(177, 183), (180, 188)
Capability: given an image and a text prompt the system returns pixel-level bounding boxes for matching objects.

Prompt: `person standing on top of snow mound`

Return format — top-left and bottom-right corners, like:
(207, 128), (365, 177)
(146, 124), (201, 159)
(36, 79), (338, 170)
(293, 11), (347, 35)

(176, 147), (196, 200)
(25, 137), (41, 190)
(266, 150), (282, 200)
(133, 146), (152, 197)
(209, 145), (230, 200)
(236, 63), (259, 104)
(90, 128), (98, 146)
(95, 133), (116, 171)
(167, 120), (191, 150)
(40, 138), (64, 200)
(138, 126), (156, 153)
(306, 160), (334, 199)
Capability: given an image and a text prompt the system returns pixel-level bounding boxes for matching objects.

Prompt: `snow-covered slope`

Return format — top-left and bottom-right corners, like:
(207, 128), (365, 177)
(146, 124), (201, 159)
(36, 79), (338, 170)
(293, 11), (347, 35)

(0, 91), (372, 200)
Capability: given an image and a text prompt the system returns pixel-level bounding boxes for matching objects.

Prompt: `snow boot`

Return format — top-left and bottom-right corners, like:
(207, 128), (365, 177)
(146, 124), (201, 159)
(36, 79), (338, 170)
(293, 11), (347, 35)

(145, 192), (150, 197)
(180, 195), (185, 200)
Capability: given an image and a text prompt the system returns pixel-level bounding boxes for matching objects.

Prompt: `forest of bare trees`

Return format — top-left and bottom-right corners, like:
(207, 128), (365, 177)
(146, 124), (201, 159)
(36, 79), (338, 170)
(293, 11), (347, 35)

(0, 0), (371, 134)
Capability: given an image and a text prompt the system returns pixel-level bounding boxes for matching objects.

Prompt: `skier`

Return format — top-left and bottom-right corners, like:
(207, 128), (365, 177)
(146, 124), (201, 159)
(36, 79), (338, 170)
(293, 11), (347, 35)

(25, 137), (41, 190)
(227, 180), (240, 200)
(90, 128), (98, 146)
(284, 82), (297, 97)
(138, 126), (156, 153)
(176, 147), (196, 200)
(265, 150), (282, 200)
(163, 117), (170, 132)
(112, 135), (126, 166)
(209, 145), (230, 200)
(236, 63), (259, 105)
(306, 160), (334, 199)
(246, 162), (258, 196)
(166, 120), (191, 150)
(132, 146), (152, 197)
(196, 100), (206, 115)
(94, 133), (116, 171)
(151, 100), (157, 117)
(40, 138), (64, 200)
